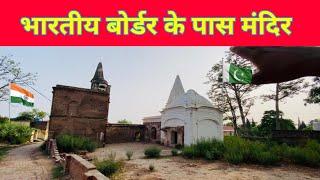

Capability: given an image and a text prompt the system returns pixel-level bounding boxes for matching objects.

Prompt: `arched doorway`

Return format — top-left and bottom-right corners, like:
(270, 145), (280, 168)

(151, 127), (157, 139)
(135, 132), (141, 142)
(171, 131), (178, 145)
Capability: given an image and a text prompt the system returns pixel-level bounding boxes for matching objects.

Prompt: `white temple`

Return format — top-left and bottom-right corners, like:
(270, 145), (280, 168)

(143, 75), (223, 146)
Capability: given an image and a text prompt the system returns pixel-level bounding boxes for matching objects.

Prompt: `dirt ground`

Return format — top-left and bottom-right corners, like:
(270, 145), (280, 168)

(88, 142), (320, 180)
(0, 142), (55, 180)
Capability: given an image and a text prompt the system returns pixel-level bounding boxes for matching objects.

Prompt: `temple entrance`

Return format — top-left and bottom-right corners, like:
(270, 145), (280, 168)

(151, 127), (157, 139)
(162, 126), (184, 147)
(171, 131), (178, 144)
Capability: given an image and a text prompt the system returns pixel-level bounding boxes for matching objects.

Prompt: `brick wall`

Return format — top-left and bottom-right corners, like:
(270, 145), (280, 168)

(65, 154), (108, 180)
(105, 124), (145, 143)
(49, 85), (109, 140)
(47, 139), (108, 180)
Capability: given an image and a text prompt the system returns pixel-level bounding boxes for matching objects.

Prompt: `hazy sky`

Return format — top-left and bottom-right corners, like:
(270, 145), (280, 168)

(0, 47), (318, 126)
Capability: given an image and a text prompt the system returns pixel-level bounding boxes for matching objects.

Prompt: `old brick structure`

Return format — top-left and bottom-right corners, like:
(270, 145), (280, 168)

(142, 116), (161, 143)
(49, 63), (110, 141)
(105, 124), (145, 144)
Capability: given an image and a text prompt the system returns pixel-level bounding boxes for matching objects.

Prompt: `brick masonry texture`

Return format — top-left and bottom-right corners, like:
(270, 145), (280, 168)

(49, 85), (110, 140)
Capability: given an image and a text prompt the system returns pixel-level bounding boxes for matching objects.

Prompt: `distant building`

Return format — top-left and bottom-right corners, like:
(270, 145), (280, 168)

(30, 121), (49, 141)
(223, 126), (235, 136)
(311, 120), (320, 131)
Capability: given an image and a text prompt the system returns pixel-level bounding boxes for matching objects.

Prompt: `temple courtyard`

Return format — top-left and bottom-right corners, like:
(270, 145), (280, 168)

(88, 143), (320, 180)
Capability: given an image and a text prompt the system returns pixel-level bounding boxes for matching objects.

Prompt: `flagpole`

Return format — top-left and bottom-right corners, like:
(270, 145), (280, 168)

(8, 82), (11, 123)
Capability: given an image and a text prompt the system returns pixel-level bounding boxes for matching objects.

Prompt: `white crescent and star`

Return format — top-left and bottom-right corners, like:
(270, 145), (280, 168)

(233, 69), (246, 83)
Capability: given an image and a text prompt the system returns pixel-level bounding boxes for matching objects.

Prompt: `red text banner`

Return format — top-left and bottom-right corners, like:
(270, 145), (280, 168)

(0, 0), (319, 46)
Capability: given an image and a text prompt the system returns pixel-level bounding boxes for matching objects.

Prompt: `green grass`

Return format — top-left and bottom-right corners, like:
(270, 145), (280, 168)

(0, 146), (11, 161)
(52, 165), (64, 179)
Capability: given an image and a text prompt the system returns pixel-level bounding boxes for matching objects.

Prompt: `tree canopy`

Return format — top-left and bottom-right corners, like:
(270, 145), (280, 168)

(258, 110), (296, 136)
(117, 119), (132, 124)
(305, 77), (320, 105)
(14, 108), (48, 121)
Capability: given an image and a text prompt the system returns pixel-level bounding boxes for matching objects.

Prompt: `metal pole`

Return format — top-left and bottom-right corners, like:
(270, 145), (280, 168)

(8, 82), (10, 123)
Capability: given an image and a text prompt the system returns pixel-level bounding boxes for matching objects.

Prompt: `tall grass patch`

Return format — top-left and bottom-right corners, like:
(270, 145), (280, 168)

(182, 138), (224, 161)
(56, 134), (97, 153)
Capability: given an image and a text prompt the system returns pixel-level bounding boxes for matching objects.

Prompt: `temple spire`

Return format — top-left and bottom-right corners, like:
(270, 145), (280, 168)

(166, 75), (185, 107)
(91, 62), (108, 91)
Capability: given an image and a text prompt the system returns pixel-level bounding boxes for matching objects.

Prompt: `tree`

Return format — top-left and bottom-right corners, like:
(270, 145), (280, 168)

(298, 121), (307, 130)
(251, 119), (256, 127)
(258, 110), (295, 136)
(305, 77), (320, 105)
(117, 119), (132, 124)
(0, 56), (37, 101)
(245, 119), (251, 129)
(261, 78), (308, 130)
(15, 108), (47, 121)
(207, 51), (258, 134)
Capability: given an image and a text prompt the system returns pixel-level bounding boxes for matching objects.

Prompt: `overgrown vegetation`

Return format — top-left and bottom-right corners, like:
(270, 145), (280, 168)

(0, 121), (33, 144)
(144, 146), (161, 158)
(182, 138), (224, 161)
(52, 164), (64, 179)
(181, 137), (320, 167)
(0, 146), (11, 161)
(56, 134), (97, 153)
(95, 160), (123, 177)
(95, 152), (124, 178)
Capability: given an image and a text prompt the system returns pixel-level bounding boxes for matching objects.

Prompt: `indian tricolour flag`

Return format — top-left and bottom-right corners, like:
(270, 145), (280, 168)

(10, 83), (34, 107)
(223, 62), (253, 84)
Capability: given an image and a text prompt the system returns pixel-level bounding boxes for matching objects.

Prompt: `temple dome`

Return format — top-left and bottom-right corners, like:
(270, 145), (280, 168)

(166, 89), (214, 109)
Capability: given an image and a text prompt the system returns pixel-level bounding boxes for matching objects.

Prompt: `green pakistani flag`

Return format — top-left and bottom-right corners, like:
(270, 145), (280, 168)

(223, 63), (253, 84)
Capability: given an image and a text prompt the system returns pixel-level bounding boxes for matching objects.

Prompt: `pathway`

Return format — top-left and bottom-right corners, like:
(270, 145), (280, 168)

(0, 142), (54, 180)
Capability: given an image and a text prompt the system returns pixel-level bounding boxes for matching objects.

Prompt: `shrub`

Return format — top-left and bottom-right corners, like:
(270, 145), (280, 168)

(224, 151), (244, 164)
(205, 149), (220, 161)
(175, 144), (183, 150)
(83, 138), (97, 152)
(288, 147), (320, 167)
(224, 136), (247, 164)
(171, 149), (178, 156)
(149, 164), (155, 171)
(194, 138), (225, 159)
(144, 146), (161, 158)
(126, 150), (133, 160)
(56, 134), (97, 153)
(0, 122), (33, 144)
(305, 140), (320, 154)
(182, 146), (196, 159)
(95, 159), (123, 177)
(269, 143), (289, 161)
(255, 151), (280, 165)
